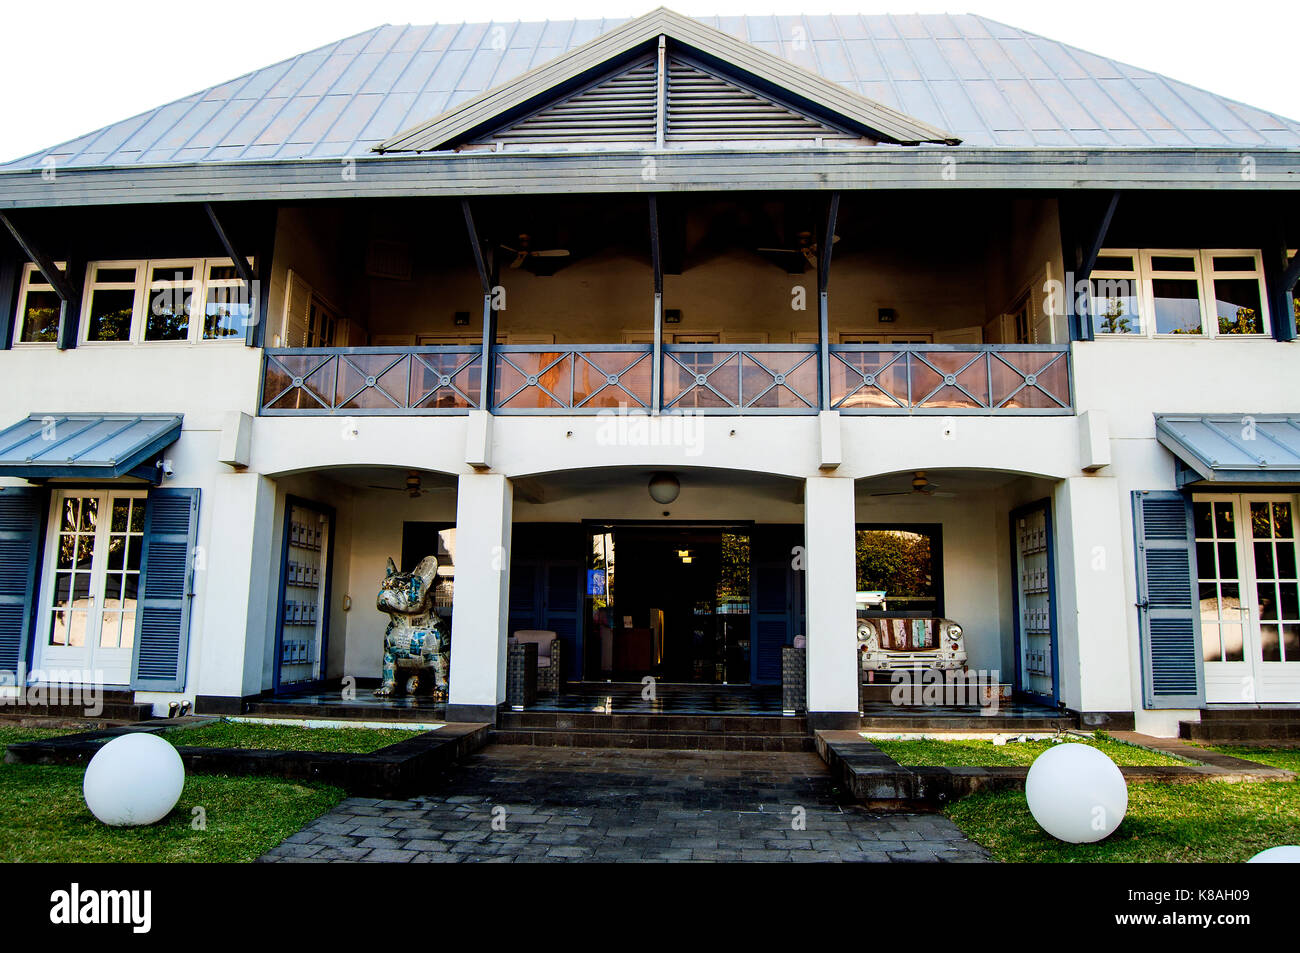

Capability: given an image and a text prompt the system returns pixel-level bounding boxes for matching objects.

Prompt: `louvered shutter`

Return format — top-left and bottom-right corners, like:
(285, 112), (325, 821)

(0, 487), (44, 681)
(281, 270), (312, 348)
(1132, 490), (1204, 709)
(131, 488), (200, 692)
(666, 59), (857, 142)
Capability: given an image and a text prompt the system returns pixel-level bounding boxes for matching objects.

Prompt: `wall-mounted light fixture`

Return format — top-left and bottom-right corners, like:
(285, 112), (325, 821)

(648, 472), (680, 504)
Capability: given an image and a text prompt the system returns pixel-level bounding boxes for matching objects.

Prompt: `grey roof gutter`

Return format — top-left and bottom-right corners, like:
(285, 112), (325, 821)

(2, 147), (1299, 209)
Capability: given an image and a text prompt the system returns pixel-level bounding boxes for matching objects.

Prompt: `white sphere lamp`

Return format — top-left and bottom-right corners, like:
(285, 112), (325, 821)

(1247, 846), (1300, 863)
(1025, 742), (1127, 843)
(83, 733), (186, 827)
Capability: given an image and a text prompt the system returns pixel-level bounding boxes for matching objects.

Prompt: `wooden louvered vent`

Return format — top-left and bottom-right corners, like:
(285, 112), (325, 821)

(665, 60), (857, 142)
(478, 58), (658, 145)
(477, 47), (863, 148)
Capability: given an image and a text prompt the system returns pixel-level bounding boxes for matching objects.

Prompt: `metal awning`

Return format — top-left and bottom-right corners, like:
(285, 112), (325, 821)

(0, 414), (182, 480)
(1155, 414), (1300, 486)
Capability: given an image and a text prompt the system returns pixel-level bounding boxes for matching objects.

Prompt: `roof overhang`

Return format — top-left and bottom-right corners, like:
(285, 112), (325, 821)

(3, 147), (1300, 209)
(0, 414), (183, 481)
(1156, 414), (1300, 486)
(375, 8), (958, 151)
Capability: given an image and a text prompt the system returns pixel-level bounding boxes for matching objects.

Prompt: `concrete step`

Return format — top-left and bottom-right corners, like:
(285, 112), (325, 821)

(489, 727), (816, 752)
(1, 702), (153, 721)
(859, 713), (1073, 732)
(1179, 719), (1300, 743)
(1198, 708), (1300, 723)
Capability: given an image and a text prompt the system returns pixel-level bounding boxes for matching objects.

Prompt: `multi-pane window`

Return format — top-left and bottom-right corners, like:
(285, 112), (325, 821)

(202, 262), (252, 340)
(1091, 249), (1270, 338)
(14, 262), (66, 343)
(1195, 500), (1245, 663)
(85, 263), (140, 342)
(48, 495), (99, 648)
(101, 497), (145, 651)
(11, 258), (252, 346)
(1251, 500), (1300, 663)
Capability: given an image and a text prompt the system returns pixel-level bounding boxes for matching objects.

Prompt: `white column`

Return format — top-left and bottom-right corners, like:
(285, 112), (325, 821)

(1052, 476), (1133, 715)
(447, 472), (513, 723)
(804, 475), (859, 727)
(192, 473), (277, 703)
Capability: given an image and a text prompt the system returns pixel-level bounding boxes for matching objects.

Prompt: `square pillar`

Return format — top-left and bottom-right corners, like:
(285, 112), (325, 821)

(1052, 476), (1133, 716)
(446, 472), (513, 724)
(193, 473), (277, 705)
(804, 475), (859, 728)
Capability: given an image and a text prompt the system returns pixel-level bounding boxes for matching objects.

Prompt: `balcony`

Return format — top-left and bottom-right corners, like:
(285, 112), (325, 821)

(260, 343), (1072, 416)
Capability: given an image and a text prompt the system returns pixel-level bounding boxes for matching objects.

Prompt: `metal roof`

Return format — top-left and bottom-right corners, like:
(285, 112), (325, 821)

(1156, 414), (1300, 485)
(0, 414), (182, 479)
(6, 13), (1300, 170)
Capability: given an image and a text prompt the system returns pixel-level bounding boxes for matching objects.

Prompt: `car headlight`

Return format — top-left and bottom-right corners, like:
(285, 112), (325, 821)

(945, 623), (963, 641)
(857, 622), (878, 650)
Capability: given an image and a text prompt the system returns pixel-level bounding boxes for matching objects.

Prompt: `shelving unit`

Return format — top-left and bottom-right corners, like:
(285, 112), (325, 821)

(1011, 500), (1057, 703)
(275, 499), (333, 691)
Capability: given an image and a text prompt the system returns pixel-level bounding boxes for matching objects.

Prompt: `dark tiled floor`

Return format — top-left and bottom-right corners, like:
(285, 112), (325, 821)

(260, 746), (991, 863)
(858, 701), (1065, 718)
(532, 683), (784, 715)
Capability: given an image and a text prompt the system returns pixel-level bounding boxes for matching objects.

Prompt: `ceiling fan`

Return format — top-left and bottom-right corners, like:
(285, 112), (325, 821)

(868, 471), (956, 499)
(500, 233), (570, 270)
(756, 230), (839, 273)
(367, 471), (446, 498)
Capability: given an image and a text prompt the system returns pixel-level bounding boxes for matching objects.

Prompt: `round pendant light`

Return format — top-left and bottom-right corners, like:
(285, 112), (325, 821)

(648, 472), (680, 505)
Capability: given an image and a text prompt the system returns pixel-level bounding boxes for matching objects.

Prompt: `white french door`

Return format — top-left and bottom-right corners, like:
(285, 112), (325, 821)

(1197, 493), (1300, 704)
(33, 490), (146, 686)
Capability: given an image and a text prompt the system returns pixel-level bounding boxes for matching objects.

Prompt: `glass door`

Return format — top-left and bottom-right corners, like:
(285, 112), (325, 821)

(36, 491), (145, 685)
(1198, 494), (1300, 704)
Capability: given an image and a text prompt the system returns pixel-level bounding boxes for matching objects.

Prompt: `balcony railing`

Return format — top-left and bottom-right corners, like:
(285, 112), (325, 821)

(828, 344), (1072, 415)
(259, 343), (1072, 416)
(493, 345), (653, 412)
(662, 344), (819, 414)
(260, 347), (482, 414)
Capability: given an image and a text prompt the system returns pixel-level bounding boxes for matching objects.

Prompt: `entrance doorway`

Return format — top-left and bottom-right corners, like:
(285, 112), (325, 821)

(34, 490), (146, 686)
(1197, 494), (1300, 703)
(585, 525), (753, 683)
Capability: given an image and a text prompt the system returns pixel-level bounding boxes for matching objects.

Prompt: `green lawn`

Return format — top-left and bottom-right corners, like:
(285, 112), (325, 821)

(872, 733), (1192, 768)
(0, 761), (342, 862)
(163, 719), (418, 753)
(946, 779), (1300, 863)
(1201, 745), (1300, 773)
(0, 723), (86, 746)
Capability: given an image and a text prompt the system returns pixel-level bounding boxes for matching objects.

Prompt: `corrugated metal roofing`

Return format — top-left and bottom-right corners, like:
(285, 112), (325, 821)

(1155, 414), (1300, 484)
(0, 414), (182, 479)
(7, 13), (1300, 169)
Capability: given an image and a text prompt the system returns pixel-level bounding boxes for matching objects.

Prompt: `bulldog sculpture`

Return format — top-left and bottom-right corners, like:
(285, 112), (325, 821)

(374, 555), (449, 698)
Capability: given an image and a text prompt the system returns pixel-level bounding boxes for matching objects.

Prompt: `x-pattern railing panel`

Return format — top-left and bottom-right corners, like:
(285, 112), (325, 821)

(261, 348), (482, 415)
(829, 345), (1071, 414)
(662, 345), (819, 413)
(494, 345), (653, 412)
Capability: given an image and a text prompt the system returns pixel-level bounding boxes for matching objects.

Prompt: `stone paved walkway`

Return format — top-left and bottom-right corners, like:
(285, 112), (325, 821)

(260, 746), (991, 863)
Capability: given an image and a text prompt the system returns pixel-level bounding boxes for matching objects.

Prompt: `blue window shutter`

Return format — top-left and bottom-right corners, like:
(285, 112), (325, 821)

(1132, 490), (1204, 709)
(0, 487), (44, 680)
(132, 488), (200, 692)
(543, 563), (581, 682)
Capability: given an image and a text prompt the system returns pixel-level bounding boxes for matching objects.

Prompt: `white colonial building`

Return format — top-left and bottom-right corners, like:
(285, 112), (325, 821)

(1, 9), (1298, 738)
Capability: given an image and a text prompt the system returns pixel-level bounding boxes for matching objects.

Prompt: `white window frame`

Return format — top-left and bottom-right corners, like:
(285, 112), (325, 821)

(1092, 248), (1271, 340)
(1201, 249), (1271, 338)
(12, 261), (69, 346)
(79, 260), (145, 344)
(199, 259), (256, 342)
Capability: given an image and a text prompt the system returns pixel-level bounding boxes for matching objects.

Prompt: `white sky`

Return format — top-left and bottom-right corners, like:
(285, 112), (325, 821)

(1, 0), (1296, 162)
